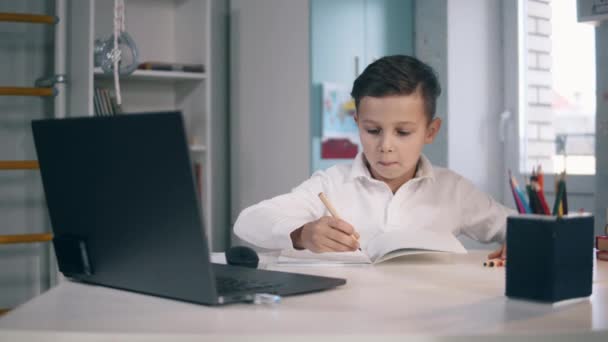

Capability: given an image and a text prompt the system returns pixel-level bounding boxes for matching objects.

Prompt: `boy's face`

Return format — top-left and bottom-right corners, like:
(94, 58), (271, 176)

(355, 92), (441, 185)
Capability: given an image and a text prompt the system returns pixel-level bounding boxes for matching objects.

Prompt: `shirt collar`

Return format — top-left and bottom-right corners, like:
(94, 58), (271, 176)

(348, 152), (436, 183)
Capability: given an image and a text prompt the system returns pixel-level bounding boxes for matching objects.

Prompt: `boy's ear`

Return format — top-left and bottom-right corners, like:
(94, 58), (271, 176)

(354, 113), (359, 124)
(424, 117), (442, 144)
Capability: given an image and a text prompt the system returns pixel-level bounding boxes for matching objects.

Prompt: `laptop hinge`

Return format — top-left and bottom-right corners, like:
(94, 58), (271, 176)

(53, 234), (93, 277)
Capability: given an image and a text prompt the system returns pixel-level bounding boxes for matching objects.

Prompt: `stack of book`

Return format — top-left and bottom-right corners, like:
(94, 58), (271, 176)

(138, 61), (205, 73)
(597, 210), (608, 262)
(94, 87), (121, 116)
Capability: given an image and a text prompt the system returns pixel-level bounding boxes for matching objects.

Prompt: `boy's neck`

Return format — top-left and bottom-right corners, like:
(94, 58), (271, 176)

(363, 155), (420, 194)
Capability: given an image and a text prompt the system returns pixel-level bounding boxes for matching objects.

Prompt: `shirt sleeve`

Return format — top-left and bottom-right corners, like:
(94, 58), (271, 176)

(233, 171), (329, 250)
(457, 177), (517, 244)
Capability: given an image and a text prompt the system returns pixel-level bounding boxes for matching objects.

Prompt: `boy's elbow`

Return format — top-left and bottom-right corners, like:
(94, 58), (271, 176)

(232, 205), (266, 246)
(232, 210), (250, 241)
(461, 218), (507, 245)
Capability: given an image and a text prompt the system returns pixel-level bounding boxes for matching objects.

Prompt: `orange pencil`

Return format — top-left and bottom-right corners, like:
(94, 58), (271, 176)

(537, 165), (545, 190)
(318, 192), (361, 250)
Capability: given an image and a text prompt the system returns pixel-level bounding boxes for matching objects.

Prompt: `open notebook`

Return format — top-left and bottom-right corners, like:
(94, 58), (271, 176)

(278, 228), (467, 265)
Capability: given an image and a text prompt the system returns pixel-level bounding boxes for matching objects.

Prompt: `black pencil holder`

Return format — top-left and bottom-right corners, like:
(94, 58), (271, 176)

(505, 214), (594, 303)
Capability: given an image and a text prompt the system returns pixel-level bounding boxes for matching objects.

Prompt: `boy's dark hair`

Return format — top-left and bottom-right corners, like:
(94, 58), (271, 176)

(351, 55), (441, 121)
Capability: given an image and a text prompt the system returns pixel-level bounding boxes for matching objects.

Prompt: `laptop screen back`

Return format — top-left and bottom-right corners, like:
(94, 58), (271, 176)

(32, 112), (219, 304)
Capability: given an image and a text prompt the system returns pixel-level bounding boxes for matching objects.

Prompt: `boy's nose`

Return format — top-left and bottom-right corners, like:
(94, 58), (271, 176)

(379, 136), (394, 152)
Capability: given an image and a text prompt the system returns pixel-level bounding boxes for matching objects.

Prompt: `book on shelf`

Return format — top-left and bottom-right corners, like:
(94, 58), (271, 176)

(93, 88), (103, 116)
(193, 161), (202, 201)
(138, 61), (205, 73)
(94, 87), (122, 116)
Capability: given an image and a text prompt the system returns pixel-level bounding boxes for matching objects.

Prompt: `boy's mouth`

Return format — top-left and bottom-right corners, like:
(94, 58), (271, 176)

(378, 161), (398, 167)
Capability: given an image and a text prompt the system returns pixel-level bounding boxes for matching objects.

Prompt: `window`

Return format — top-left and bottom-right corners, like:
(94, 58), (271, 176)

(521, 0), (596, 175)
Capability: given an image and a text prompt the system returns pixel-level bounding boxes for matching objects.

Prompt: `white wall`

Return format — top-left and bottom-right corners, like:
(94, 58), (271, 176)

(447, 0), (505, 202)
(416, 0), (506, 249)
(596, 21), (608, 235)
(229, 0), (311, 240)
(415, 0), (448, 167)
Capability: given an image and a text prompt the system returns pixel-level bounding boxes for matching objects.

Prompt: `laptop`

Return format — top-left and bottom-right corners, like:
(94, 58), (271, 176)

(31, 111), (346, 305)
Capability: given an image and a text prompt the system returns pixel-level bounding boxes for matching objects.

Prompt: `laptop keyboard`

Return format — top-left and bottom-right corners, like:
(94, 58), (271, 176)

(216, 276), (280, 294)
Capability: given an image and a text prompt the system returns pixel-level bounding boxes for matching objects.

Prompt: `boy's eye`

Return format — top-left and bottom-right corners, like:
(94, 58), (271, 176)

(397, 131), (411, 136)
(366, 129), (380, 135)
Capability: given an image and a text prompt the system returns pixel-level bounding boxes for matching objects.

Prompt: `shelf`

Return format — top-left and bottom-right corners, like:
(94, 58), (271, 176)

(0, 233), (53, 245)
(83, 0), (228, 251)
(0, 87), (55, 97)
(94, 68), (206, 82)
(0, 160), (39, 170)
(189, 145), (207, 152)
(0, 12), (58, 24)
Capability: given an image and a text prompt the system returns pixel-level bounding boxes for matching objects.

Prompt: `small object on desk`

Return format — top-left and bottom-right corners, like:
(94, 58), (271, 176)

(223, 292), (282, 305)
(252, 293), (281, 305)
(483, 258), (505, 268)
(225, 246), (259, 269)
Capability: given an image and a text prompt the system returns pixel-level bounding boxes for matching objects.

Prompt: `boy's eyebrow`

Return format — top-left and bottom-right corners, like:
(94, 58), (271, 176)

(361, 119), (417, 126)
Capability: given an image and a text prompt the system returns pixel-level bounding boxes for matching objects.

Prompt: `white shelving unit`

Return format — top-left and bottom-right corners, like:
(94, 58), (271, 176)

(94, 67), (207, 81)
(65, 0), (229, 251)
(189, 144), (208, 152)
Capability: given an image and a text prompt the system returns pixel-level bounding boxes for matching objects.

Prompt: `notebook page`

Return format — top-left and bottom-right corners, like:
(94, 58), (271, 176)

(277, 249), (372, 265)
(367, 228), (467, 263)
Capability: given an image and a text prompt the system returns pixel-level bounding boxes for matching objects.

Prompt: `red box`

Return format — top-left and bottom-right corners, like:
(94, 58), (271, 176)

(321, 138), (358, 159)
(596, 235), (608, 251)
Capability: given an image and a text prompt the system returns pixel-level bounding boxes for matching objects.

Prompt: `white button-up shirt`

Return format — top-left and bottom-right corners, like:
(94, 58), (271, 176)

(234, 153), (515, 251)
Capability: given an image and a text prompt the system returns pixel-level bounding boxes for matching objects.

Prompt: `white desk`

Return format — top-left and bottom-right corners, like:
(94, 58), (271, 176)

(1, 251), (607, 341)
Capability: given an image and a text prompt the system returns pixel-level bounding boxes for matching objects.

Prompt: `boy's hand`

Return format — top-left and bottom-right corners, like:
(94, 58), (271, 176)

(291, 216), (360, 253)
(488, 243), (507, 260)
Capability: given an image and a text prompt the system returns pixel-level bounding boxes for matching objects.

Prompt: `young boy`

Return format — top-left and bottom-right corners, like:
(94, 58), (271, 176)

(234, 55), (513, 260)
